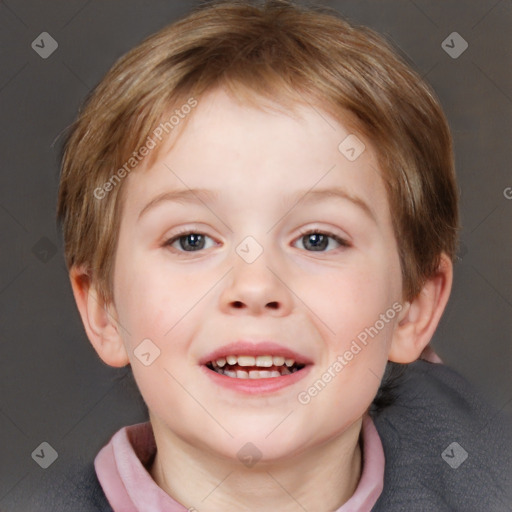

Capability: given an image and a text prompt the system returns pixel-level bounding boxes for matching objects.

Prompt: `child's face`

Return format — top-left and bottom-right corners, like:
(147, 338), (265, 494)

(111, 87), (404, 461)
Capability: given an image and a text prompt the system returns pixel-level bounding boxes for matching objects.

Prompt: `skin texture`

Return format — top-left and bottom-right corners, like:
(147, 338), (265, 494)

(70, 87), (453, 511)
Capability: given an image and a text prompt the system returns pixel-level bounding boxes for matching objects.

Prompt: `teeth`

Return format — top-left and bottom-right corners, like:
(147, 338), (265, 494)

(249, 370), (270, 379)
(226, 355), (237, 365)
(256, 355), (273, 367)
(214, 355), (296, 368)
(213, 366), (295, 378)
(238, 356), (255, 367)
(209, 354), (305, 379)
(272, 356), (285, 366)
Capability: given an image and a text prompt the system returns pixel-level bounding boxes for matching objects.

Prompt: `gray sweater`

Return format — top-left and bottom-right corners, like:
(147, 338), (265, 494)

(22, 360), (512, 511)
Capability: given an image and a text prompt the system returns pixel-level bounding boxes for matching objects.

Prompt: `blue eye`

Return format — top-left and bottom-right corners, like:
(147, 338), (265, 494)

(295, 229), (350, 252)
(163, 230), (217, 253)
(163, 228), (350, 255)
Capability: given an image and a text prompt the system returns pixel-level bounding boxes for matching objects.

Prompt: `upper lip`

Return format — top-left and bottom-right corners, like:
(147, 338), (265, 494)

(199, 340), (314, 366)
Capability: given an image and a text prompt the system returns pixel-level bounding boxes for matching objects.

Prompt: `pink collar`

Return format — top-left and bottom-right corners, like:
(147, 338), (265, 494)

(95, 412), (384, 511)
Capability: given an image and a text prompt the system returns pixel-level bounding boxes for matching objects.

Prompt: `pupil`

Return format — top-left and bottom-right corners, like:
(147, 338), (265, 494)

(305, 233), (327, 251)
(181, 234), (204, 251)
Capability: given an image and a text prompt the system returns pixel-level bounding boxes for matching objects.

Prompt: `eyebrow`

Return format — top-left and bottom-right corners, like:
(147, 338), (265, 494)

(137, 186), (376, 223)
(287, 187), (376, 223)
(138, 189), (219, 220)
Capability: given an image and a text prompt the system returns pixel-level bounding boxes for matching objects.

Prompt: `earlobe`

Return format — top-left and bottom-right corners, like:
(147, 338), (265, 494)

(69, 266), (130, 368)
(388, 253), (453, 363)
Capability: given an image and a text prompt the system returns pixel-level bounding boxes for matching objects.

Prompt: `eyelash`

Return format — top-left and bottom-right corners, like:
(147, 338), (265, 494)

(162, 227), (351, 255)
(297, 228), (351, 250)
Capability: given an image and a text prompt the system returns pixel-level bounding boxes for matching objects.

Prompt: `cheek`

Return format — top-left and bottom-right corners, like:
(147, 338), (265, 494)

(111, 253), (179, 348)
(308, 315), (396, 425)
(313, 261), (397, 336)
(113, 256), (211, 368)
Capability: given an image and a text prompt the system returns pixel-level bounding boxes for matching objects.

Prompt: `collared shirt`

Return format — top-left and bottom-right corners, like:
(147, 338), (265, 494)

(95, 412), (385, 511)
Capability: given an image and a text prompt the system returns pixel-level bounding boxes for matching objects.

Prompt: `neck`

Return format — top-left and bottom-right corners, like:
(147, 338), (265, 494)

(149, 417), (363, 512)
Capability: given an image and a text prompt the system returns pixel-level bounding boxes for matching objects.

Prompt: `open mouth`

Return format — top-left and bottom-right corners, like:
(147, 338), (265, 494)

(205, 354), (307, 379)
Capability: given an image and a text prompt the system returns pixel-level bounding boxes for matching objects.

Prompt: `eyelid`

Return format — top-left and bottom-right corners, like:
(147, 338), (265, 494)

(162, 226), (219, 246)
(297, 223), (351, 242)
(162, 225), (352, 257)
(296, 227), (351, 248)
(162, 228), (219, 257)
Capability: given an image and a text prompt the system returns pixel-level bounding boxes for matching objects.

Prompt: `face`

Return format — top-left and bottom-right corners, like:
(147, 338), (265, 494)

(110, 87), (404, 462)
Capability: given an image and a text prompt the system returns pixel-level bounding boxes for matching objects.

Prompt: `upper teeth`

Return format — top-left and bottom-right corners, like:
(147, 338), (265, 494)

(213, 355), (295, 367)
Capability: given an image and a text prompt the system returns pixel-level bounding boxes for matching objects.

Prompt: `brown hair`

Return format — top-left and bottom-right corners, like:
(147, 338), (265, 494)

(57, 0), (459, 306)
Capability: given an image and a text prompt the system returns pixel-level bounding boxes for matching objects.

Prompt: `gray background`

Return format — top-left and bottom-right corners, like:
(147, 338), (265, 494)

(0, 0), (511, 509)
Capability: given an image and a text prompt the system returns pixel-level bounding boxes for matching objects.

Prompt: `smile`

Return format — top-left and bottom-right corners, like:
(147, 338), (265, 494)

(206, 354), (305, 379)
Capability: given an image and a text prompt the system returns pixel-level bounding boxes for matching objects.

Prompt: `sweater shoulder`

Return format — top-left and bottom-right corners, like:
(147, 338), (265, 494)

(370, 360), (512, 511)
(24, 458), (114, 512)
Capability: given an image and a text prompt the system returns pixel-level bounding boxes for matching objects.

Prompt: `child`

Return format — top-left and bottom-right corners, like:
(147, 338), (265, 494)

(56, 0), (512, 510)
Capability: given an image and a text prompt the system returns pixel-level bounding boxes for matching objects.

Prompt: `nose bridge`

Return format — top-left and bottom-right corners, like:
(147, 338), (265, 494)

(219, 232), (292, 314)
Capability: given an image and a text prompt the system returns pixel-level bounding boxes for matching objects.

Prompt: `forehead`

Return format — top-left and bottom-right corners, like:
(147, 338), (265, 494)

(122, 87), (390, 225)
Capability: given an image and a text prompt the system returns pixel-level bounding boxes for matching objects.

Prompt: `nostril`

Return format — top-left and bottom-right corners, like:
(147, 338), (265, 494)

(230, 301), (279, 309)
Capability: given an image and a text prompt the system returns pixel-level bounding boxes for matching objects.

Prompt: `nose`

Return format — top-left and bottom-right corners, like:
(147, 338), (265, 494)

(219, 244), (293, 316)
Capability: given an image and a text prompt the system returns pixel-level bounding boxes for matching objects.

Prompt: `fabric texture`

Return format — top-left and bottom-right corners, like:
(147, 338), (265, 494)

(370, 360), (512, 511)
(37, 356), (512, 511)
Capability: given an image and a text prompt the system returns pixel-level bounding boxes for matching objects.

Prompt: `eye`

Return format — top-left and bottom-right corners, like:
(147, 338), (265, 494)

(162, 228), (350, 255)
(163, 229), (217, 253)
(294, 228), (350, 252)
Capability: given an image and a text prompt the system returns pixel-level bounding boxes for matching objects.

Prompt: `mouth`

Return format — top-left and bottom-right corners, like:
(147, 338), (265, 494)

(199, 341), (313, 393)
(205, 354), (307, 379)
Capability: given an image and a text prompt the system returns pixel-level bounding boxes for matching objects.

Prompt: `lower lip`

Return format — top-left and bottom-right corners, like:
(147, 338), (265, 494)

(200, 364), (313, 394)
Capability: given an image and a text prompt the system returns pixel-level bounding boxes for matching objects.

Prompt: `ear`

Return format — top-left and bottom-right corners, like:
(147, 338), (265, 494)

(388, 252), (453, 363)
(69, 265), (130, 368)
